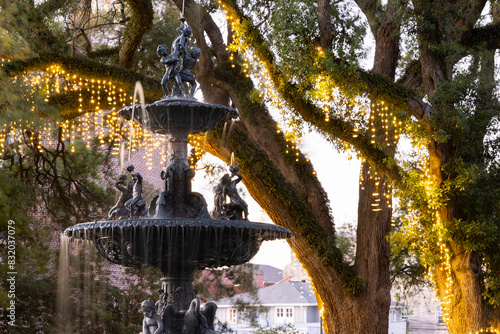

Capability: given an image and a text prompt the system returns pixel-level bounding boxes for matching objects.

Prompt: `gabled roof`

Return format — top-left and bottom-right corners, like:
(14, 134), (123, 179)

(253, 264), (285, 284)
(215, 280), (317, 307)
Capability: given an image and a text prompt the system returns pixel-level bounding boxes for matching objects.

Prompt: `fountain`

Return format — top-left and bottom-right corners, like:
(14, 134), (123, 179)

(63, 16), (292, 334)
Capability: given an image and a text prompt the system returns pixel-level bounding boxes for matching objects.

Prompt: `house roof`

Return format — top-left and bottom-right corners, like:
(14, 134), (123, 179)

(253, 264), (285, 284)
(215, 280), (318, 307)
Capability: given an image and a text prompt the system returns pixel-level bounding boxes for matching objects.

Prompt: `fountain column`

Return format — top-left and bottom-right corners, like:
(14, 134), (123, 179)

(160, 276), (194, 311)
(165, 137), (192, 210)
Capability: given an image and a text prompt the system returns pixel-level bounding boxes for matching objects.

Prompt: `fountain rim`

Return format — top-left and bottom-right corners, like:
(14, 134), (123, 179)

(118, 97), (239, 117)
(117, 97), (239, 137)
(64, 219), (293, 239)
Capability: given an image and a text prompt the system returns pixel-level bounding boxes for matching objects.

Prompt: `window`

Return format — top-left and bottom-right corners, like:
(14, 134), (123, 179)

(276, 307), (293, 323)
(401, 308), (409, 321)
(229, 309), (237, 324)
(437, 306), (445, 324)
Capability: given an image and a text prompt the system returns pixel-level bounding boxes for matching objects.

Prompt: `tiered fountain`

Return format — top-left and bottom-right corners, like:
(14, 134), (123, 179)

(63, 17), (292, 334)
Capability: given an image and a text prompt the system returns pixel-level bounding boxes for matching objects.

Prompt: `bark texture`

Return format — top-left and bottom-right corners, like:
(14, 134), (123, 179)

(118, 0), (154, 69)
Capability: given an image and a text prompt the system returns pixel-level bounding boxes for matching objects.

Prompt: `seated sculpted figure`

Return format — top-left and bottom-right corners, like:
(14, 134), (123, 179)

(124, 165), (147, 217)
(141, 300), (164, 334)
(222, 167), (249, 220)
(108, 174), (133, 219)
(213, 166), (249, 220)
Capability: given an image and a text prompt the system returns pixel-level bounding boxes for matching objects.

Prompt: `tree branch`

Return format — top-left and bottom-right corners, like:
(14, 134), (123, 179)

(118, 0), (154, 68)
(317, 0), (335, 50)
(220, 0), (407, 182)
(354, 0), (384, 34)
(3, 54), (163, 99)
(464, 22), (500, 51)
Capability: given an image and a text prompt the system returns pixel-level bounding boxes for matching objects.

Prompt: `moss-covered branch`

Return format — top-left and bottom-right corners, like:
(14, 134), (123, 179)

(88, 47), (120, 59)
(220, 0), (406, 182)
(205, 52), (366, 297)
(118, 0), (154, 69)
(35, 0), (71, 15)
(3, 54), (163, 99)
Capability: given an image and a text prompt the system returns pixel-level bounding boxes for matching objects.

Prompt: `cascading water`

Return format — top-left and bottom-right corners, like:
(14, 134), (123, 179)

(62, 16), (292, 334)
(128, 81), (148, 163)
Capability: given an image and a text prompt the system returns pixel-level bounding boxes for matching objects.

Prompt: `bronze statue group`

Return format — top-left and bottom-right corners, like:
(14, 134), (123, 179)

(157, 18), (201, 99)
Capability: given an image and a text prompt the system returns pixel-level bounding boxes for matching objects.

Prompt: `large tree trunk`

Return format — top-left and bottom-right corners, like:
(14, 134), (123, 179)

(353, 18), (400, 333)
(354, 161), (392, 332)
(415, 1), (499, 330)
(177, 0), (402, 332)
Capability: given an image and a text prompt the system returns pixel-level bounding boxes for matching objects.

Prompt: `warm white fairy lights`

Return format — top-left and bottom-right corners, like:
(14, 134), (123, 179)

(0, 64), (173, 165)
(470, 328), (500, 334)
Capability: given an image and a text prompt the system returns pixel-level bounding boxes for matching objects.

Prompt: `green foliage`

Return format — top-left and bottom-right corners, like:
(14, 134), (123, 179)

(3, 134), (116, 226)
(255, 323), (300, 334)
(389, 215), (429, 303)
(240, 0), (366, 73)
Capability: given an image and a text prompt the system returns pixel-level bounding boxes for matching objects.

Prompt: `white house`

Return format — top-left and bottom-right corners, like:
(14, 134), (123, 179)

(214, 280), (408, 334)
(214, 279), (322, 334)
(212, 253), (409, 334)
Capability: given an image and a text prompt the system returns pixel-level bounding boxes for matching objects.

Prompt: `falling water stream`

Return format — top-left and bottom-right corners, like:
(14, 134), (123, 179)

(56, 235), (70, 332)
(227, 118), (236, 139)
(56, 232), (118, 333)
(221, 122), (228, 143)
(128, 81), (147, 164)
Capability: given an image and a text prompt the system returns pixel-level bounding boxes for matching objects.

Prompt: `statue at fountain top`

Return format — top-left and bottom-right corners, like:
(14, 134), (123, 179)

(141, 300), (164, 334)
(125, 165), (147, 218)
(158, 44), (187, 98)
(158, 19), (200, 99)
(171, 19), (191, 59)
(178, 47), (200, 97)
(108, 174), (133, 220)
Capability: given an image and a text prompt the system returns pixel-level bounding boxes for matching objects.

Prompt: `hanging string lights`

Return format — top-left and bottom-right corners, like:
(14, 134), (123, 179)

(0, 64), (172, 167)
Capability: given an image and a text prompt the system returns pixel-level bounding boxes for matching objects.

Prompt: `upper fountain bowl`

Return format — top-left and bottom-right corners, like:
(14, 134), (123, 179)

(118, 97), (238, 138)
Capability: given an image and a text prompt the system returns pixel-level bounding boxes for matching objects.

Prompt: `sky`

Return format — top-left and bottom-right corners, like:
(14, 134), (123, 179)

(251, 133), (361, 269)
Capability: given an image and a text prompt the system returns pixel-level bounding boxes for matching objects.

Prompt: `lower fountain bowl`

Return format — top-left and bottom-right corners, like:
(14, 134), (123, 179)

(63, 219), (292, 276)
